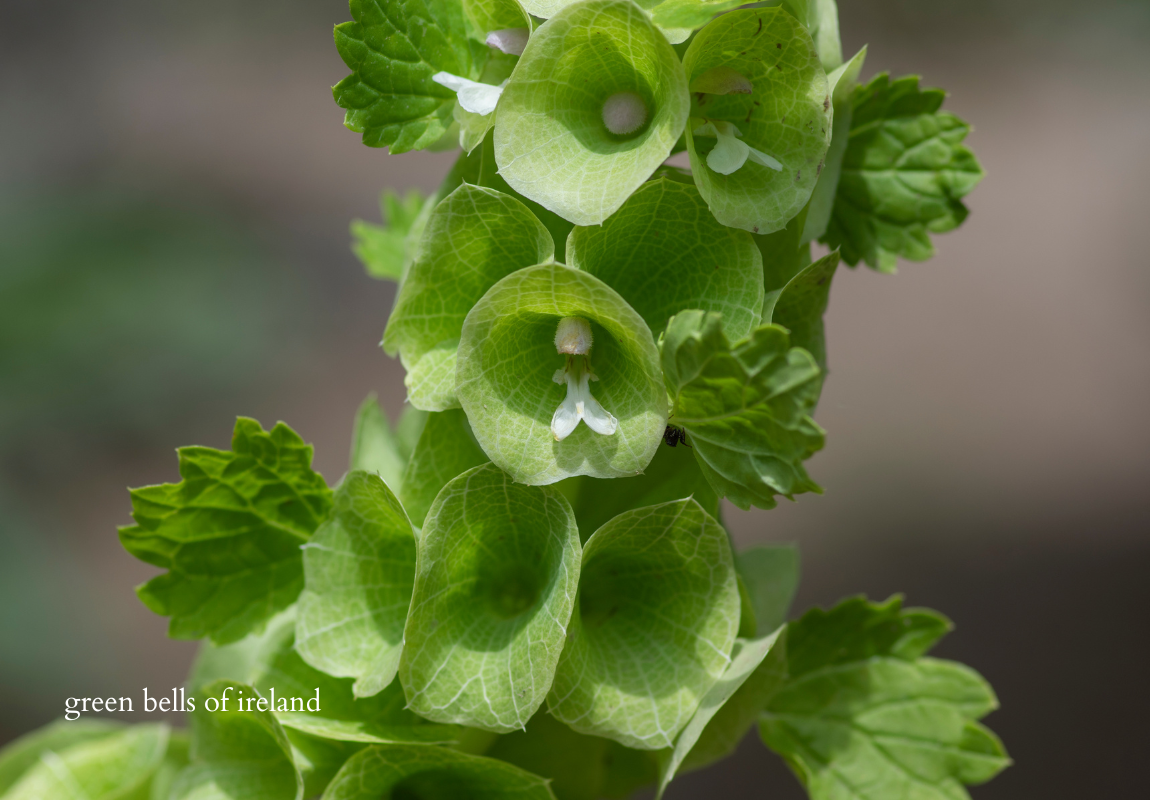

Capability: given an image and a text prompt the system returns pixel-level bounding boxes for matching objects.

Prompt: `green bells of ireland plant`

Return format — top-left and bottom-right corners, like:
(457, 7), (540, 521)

(0, 1), (1012, 799)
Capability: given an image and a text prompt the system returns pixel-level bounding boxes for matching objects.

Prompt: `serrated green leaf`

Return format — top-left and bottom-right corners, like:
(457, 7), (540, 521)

(656, 627), (785, 796)
(760, 596), (1011, 800)
(802, 46), (867, 244)
(296, 471), (417, 699)
(566, 178), (763, 342)
(487, 711), (658, 800)
(351, 189), (429, 282)
(764, 250), (840, 380)
(0, 719), (125, 795)
(175, 680), (302, 800)
(0, 724), (168, 800)
(662, 310), (824, 510)
(119, 418), (333, 644)
(457, 263), (667, 485)
(683, 8), (831, 234)
(548, 498), (740, 750)
(494, 0), (690, 226)
(333, 0), (484, 153)
(322, 744), (556, 799)
(188, 607), (457, 747)
(823, 73), (985, 272)
(349, 394), (405, 492)
(400, 464), (581, 732)
(559, 434), (719, 543)
(736, 544), (800, 637)
(384, 184), (555, 412)
(398, 409), (489, 528)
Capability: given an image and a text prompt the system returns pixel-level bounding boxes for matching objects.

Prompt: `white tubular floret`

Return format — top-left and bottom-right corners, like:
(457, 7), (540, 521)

(432, 72), (504, 116)
(550, 317), (617, 441)
(486, 28), (530, 56)
(693, 120), (783, 175)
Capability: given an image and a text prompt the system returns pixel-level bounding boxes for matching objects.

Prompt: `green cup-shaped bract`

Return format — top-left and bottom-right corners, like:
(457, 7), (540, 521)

(566, 177), (763, 341)
(684, 8), (831, 234)
(322, 744), (555, 800)
(494, 0), (690, 226)
(399, 464), (582, 732)
(548, 499), (741, 750)
(456, 264), (667, 484)
(384, 184), (555, 411)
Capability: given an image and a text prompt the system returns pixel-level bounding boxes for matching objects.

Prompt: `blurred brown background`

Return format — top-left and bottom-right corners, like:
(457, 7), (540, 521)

(1, 0), (1148, 796)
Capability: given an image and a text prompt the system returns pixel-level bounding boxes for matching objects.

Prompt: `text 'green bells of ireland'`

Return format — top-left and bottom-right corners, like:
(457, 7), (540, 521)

(662, 310), (824, 510)
(400, 464), (582, 732)
(456, 263), (667, 484)
(548, 499), (741, 750)
(683, 8), (832, 235)
(295, 471), (417, 699)
(566, 177), (764, 342)
(494, 0), (690, 226)
(384, 184), (555, 412)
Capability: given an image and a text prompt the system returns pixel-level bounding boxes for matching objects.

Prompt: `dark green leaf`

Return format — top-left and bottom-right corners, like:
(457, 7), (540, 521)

(119, 418), (332, 644)
(351, 189), (430, 281)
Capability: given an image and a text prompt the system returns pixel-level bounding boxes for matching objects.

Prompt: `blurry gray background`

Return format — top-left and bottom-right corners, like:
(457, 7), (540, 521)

(2, 0), (1148, 796)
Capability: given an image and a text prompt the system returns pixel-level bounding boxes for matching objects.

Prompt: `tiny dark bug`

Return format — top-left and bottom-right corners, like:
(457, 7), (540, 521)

(663, 425), (690, 448)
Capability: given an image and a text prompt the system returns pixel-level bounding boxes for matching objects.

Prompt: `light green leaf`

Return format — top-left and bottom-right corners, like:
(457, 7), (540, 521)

(322, 744), (556, 799)
(772, 0), (842, 70)
(283, 729), (364, 799)
(351, 189), (430, 282)
(823, 74), (985, 272)
(384, 184), (555, 412)
(494, 0), (690, 226)
(149, 730), (190, 800)
(761, 596), (1011, 800)
(548, 498), (741, 750)
(1, 724), (168, 800)
(398, 409), (490, 528)
(487, 711), (658, 800)
(683, 8), (831, 234)
(333, 0), (484, 153)
(440, 132), (577, 262)
(188, 607), (458, 747)
(119, 418), (333, 644)
(400, 464), (582, 732)
(457, 264), (667, 485)
(802, 46), (867, 244)
(649, 0), (747, 45)
(559, 434), (719, 542)
(349, 393), (405, 492)
(764, 250), (840, 378)
(0, 719), (125, 795)
(296, 471), (417, 699)
(175, 680), (302, 800)
(456, 102), (497, 155)
(464, 0), (531, 37)
(736, 544), (800, 637)
(656, 628), (786, 796)
(662, 310), (824, 510)
(566, 178), (763, 341)
(756, 203), (812, 318)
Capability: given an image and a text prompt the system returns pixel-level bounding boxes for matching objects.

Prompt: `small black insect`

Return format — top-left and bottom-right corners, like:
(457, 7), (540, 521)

(663, 425), (691, 448)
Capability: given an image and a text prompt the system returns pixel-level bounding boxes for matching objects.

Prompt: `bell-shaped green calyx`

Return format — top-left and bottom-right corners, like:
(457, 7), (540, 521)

(384, 184), (555, 411)
(295, 471), (417, 699)
(662, 310), (824, 510)
(399, 464), (582, 732)
(566, 177), (763, 342)
(548, 499), (741, 750)
(683, 8), (831, 234)
(494, 0), (690, 226)
(1, 724), (171, 800)
(456, 264), (667, 484)
(322, 744), (555, 800)
(176, 680), (303, 800)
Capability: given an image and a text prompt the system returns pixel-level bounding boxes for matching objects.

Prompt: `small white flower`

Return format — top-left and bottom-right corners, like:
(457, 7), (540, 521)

(486, 28), (530, 57)
(693, 120), (783, 175)
(432, 72), (504, 116)
(550, 317), (617, 441)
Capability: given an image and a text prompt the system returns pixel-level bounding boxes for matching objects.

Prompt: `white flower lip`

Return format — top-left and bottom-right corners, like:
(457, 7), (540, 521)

(693, 120), (783, 175)
(602, 91), (648, 136)
(550, 317), (617, 441)
(433, 72), (504, 116)
(486, 28), (530, 57)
